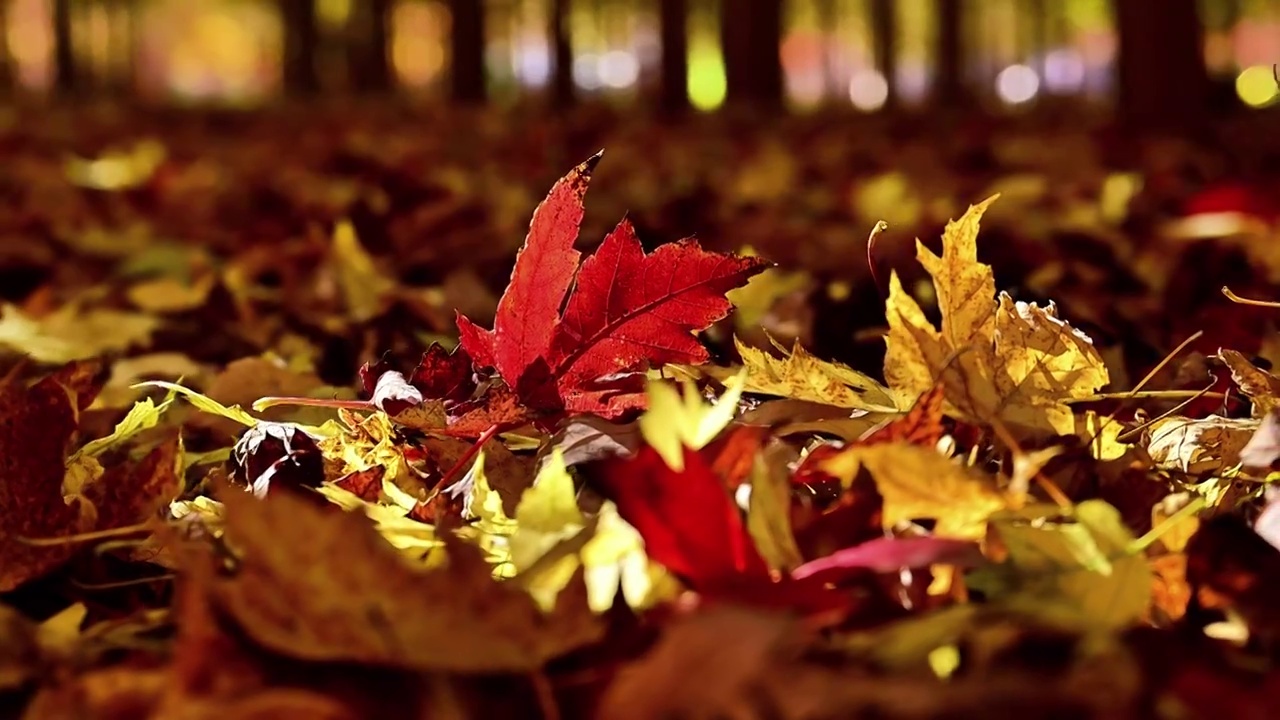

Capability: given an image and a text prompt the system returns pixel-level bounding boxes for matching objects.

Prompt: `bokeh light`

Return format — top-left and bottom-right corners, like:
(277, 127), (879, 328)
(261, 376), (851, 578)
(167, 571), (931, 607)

(1235, 65), (1279, 108)
(848, 69), (888, 111)
(995, 64), (1040, 104)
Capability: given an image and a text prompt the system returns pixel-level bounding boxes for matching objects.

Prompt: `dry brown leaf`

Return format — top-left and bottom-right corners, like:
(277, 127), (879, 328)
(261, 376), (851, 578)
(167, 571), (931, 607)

(1146, 415), (1257, 475)
(1219, 349), (1280, 416)
(0, 361), (102, 591)
(196, 480), (601, 673)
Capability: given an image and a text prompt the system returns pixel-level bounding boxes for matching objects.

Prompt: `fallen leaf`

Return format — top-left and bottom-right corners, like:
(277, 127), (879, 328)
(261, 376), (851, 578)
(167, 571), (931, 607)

(0, 303), (159, 364)
(791, 536), (985, 579)
(694, 335), (897, 412)
(458, 154), (768, 418)
(1218, 349), (1280, 416)
(972, 500), (1150, 628)
(816, 442), (1007, 540)
(638, 372), (745, 471)
(332, 219), (396, 322)
(1146, 415), (1257, 475)
(883, 198), (1109, 436)
(1241, 410), (1280, 470)
(0, 361), (103, 591)
(196, 480), (601, 673)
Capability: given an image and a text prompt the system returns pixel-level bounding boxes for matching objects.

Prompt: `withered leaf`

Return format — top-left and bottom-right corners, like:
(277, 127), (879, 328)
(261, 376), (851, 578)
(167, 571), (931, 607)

(198, 480), (600, 672)
(0, 361), (103, 592)
(1218, 349), (1280, 416)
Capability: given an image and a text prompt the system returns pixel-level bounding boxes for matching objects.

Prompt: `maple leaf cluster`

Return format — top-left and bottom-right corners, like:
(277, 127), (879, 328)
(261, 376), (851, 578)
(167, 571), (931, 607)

(7, 149), (1280, 719)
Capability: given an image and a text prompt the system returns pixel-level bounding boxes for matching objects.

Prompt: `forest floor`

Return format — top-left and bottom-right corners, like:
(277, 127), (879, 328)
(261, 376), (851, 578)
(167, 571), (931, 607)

(3, 105), (1280, 718)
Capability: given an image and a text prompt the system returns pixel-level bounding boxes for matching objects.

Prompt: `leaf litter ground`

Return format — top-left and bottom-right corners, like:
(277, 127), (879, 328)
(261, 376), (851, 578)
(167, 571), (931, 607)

(6, 112), (1280, 719)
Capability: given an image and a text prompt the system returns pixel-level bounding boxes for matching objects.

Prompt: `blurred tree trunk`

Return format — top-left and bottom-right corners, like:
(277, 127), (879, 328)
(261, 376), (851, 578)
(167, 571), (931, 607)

(871, 0), (896, 108)
(551, 0), (575, 105)
(1114, 0), (1208, 133)
(934, 0), (966, 107)
(722, 0), (782, 110)
(350, 0), (392, 92)
(53, 0), (78, 96)
(658, 0), (688, 112)
(281, 0), (319, 95)
(0, 0), (11, 93)
(448, 0), (486, 102)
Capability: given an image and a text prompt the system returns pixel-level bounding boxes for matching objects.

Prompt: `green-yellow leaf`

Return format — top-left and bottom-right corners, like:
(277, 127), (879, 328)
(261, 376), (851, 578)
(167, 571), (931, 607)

(973, 500), (1151, 629)
(746, 449), (804, 572)
(76, 396), (173, 459)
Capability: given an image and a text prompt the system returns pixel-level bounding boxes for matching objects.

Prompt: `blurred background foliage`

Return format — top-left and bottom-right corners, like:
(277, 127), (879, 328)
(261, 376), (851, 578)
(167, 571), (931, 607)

(0, 0), (1272, 122)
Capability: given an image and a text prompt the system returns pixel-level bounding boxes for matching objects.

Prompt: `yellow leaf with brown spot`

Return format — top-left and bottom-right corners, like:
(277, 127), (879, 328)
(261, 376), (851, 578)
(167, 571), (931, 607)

(696, 336), (898, 412)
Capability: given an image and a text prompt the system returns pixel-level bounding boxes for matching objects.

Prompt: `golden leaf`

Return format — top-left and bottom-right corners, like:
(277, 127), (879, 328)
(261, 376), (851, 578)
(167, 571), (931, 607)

(332, 220), (396, 323)
(511, 450), (663, 613)
(695, 336), (898, 412)
(817, 442), (1007, 540)
(883, 197), (1109, 436)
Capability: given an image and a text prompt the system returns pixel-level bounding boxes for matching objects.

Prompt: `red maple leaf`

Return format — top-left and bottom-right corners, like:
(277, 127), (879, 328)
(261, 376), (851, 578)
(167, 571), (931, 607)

(457, 153), (770, 418)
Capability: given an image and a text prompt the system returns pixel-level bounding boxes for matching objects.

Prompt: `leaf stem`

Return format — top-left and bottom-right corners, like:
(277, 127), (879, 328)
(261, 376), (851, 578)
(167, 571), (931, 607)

(866, 220), (890, 301)
(1065, 390), (1228, 403)
(1128, 495), (1206, 554)
(438, 422), (505, 488)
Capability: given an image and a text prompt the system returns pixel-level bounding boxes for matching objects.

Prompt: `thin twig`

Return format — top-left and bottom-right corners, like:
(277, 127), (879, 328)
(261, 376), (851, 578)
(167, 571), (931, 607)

(1116, 381), (1219, 443)
(16, 522), (150, 546)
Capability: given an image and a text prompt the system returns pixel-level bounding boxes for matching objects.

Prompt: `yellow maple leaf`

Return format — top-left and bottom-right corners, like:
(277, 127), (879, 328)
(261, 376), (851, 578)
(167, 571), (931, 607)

(725, 247), (812, 330)
(884, 196), (1109, 436)
(817, 442), (1007, 540)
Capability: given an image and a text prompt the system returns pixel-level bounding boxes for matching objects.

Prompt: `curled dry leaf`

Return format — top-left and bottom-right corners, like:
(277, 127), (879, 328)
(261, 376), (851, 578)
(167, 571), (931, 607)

(1218, 349), (1280, 416)
(1145, 415), (1257, 475)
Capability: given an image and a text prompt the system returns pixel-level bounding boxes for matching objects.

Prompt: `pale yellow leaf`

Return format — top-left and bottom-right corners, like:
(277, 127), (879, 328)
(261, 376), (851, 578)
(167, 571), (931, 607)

(639, 371), (745, 471)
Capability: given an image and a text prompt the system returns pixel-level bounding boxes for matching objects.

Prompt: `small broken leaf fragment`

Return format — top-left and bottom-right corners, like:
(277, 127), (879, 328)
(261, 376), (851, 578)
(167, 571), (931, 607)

(1218, 349), (1280, 416)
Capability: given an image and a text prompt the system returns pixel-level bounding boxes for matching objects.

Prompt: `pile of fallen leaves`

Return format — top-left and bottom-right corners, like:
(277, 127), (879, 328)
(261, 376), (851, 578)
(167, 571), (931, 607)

(9, 142), (1280, 718)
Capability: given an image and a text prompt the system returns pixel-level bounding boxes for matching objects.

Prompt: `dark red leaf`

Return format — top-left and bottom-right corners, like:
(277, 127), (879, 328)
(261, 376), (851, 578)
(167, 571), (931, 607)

(408, 343), (476, 403)
(594, 445), (768, 585)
